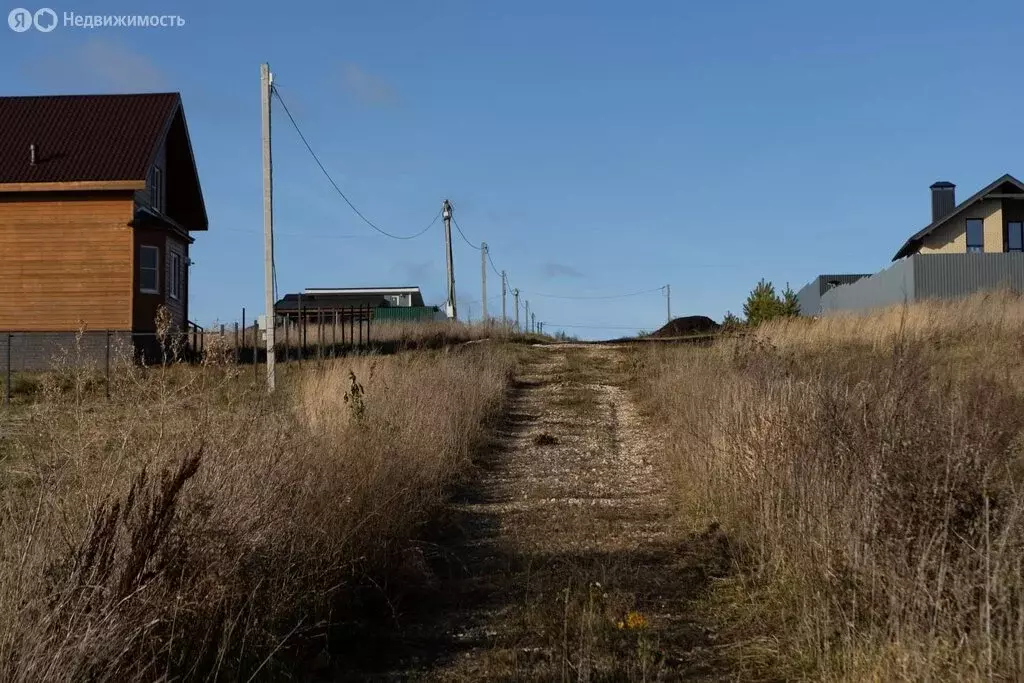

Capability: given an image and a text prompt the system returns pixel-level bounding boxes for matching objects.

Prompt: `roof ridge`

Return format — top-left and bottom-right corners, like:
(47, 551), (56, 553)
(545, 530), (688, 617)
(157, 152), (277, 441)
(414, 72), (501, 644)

(0, 92), (181, 99)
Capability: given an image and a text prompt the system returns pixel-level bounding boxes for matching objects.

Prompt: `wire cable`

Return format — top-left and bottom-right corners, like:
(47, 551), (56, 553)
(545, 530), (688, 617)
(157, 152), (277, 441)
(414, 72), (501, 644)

(272, 85), (440, 240)
(451, 217), (482, 250)
(521, 286), (665, 301)
(487, 250), (503, 279)
(544, 323), (649, 330)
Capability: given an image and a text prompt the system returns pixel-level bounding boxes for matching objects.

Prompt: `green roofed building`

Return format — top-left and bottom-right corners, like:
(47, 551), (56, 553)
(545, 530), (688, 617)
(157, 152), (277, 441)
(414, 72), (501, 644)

(274, 286), (444, 323)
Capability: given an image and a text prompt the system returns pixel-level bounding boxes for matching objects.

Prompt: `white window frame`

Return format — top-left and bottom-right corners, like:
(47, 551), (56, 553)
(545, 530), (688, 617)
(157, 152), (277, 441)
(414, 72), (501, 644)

(149, 165), (164, 213)
(168, 250), (182, 301)
(140, 245), (160, 294)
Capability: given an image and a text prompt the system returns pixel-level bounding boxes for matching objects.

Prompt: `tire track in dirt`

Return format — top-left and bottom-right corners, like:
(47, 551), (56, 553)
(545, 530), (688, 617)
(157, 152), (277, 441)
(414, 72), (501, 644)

(330, 344), (724, 681)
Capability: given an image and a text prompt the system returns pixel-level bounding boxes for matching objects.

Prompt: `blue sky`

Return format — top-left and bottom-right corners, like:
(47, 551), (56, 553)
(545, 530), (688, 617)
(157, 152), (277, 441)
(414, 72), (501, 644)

(3, 0), (1024, 339)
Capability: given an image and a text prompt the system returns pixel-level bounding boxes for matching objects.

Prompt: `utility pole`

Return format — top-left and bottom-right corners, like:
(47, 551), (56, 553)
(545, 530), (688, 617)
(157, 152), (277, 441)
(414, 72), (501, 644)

(501, 271), (507, 331)
(442, 199), (457, 320)
(666, 284), (671, 324)
(481, 242), (488, 324)
(260, 62), (276, 393)
(525, 300), (530, 334)
(513, 288), (520, 332)
(531, 312), (536, 334)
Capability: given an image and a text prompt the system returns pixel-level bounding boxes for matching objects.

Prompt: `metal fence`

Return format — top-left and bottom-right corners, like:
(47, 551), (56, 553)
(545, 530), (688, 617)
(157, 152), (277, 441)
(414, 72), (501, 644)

(818, 253), (1024, 315)
(1, 305), (375, 406)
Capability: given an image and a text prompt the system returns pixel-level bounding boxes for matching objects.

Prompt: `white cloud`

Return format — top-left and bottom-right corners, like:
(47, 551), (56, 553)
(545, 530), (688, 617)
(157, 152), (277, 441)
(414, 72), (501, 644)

(540, 262), (586, 279)
(23, 38), (169, 92)
(340, 62), (399, 107)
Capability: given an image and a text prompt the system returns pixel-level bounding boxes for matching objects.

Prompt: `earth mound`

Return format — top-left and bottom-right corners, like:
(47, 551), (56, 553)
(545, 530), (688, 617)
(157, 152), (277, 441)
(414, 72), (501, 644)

(649, 315), (721, 338)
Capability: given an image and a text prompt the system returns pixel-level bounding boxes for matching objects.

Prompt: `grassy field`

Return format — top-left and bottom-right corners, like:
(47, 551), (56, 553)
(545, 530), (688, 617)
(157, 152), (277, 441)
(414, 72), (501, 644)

(0, 336), (517, 680)
(197, 318), (541, 357)
(629, 290), (1024, 681)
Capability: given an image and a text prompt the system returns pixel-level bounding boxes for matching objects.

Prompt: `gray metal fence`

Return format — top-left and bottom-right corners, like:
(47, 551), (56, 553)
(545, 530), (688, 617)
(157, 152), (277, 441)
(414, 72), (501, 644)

(1, 305), (375, 406)
(817, 253), (1024, 315)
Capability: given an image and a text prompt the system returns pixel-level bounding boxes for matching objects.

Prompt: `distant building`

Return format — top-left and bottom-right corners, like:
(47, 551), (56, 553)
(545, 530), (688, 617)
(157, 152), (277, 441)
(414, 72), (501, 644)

(274, 286), (443, 323)
(800, 173), (1024, 315)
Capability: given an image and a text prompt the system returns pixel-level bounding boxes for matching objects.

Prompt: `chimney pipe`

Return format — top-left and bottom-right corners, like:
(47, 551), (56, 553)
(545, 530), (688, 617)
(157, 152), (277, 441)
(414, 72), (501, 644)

(29, 144), (36, 166)
(930, 181), (955, 223)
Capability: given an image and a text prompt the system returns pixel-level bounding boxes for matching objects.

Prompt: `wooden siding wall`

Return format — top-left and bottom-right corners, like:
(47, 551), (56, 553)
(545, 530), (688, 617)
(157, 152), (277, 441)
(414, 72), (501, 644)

(132, 227), (189, 332)
(0, 193), (135, 331)
(133, 139), (167, 212)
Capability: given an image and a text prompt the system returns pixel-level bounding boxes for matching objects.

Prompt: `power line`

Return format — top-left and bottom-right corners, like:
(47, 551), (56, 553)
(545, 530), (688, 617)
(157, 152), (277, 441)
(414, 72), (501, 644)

(220, 227), (369, 240)
(272, 84), (440, 241)
(487, 250), (502, 278)
(522, 286), (665, 301)
(451, 217), (482, 250)
(545, 323), (649, 330)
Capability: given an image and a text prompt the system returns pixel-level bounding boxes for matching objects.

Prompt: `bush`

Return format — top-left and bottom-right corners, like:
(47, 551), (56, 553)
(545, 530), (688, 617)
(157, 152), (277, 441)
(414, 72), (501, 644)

(741, 279), (800, 325)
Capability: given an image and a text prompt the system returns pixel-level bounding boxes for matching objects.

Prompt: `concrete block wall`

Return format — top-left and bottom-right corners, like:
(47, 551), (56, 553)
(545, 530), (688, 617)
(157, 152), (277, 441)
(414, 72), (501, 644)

(0, 331), (135, 373)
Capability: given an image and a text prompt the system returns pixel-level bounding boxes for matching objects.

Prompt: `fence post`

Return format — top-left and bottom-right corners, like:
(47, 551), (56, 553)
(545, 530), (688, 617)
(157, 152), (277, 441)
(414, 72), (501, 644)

(253, 321), (259, 381)
(4, 333), (11, 407)
(359, 305), (364, 347)
(105, 330), (111, 399)
(241, 307), (247, 362)
(349, 308), (354, 349)
(297, 293), (304, 359)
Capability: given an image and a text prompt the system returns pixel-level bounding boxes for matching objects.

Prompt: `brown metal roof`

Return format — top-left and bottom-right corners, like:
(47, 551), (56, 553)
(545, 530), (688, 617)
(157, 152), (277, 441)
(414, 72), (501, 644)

(0, 92), (181, 183)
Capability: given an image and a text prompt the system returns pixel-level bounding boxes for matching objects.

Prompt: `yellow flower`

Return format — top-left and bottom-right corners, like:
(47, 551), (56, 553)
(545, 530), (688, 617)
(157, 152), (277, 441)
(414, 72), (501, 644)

(625, 611), (647, 630)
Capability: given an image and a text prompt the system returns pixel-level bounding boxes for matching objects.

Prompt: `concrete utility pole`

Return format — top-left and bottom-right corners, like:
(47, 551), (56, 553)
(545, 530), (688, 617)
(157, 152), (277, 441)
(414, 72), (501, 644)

(442, 199), (457, 320)
(666, 284), (671, 324)
(481, 242), (488, 324)
(531, 312), (536, 334)
(525, 300), (530, 334)
(260, 62), (276, 393)
(501, 270), (507, 330)
(513, 288), (520, 332)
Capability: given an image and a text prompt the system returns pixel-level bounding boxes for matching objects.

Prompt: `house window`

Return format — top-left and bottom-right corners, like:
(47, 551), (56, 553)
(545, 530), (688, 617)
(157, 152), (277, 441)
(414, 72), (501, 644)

(1007, 222), (1023, 252)
(169, 251), (183, 300)
(140, 245), (159, 293)
(966, 218), (984, 253)
(148, 165), (164, 212)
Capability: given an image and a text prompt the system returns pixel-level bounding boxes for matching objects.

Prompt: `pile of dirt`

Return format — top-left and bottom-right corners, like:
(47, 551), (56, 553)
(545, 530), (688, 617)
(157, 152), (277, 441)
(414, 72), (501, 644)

(649, 315), (721, 338)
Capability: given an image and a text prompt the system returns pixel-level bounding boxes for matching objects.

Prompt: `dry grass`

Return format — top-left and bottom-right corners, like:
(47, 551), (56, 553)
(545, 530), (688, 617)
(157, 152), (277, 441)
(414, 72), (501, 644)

(629, 292), (1024, 681)
(755, 288), (1024, 350)
(201, 318), (545, 358)
(0, 340), (515, 680)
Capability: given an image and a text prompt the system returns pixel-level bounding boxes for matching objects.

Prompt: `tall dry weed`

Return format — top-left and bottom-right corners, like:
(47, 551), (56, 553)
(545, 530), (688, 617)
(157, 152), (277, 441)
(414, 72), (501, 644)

(633, 299), (1024, 681)
(0, 345), (514, 680)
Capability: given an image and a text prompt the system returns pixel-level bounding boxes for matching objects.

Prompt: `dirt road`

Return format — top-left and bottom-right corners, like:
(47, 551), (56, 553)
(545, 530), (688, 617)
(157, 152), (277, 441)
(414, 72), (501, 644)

(333, 345), (724, 681)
